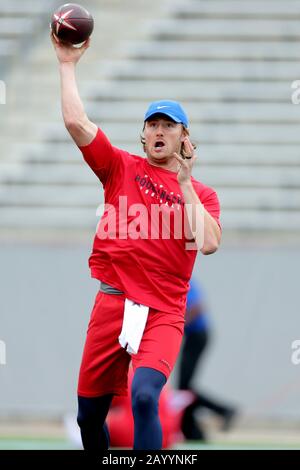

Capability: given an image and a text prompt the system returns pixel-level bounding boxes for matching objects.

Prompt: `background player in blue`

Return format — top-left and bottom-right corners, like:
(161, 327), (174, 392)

(178, 278), (237, 441)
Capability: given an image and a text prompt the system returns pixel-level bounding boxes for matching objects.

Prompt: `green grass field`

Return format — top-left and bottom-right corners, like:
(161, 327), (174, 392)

(1, 419), (299, 450)
(0, 438), (299, 450)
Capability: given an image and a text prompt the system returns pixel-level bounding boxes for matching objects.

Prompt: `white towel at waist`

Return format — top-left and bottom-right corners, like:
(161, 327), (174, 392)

(118, 299), (149, 355)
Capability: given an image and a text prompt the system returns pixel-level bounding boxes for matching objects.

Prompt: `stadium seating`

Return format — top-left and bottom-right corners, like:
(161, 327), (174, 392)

(0, 0), (300, 232)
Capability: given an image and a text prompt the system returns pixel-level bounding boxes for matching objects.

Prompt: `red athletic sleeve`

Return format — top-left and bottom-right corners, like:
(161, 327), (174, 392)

(78, 128), (123, 186)
(200, 187), (222, 231)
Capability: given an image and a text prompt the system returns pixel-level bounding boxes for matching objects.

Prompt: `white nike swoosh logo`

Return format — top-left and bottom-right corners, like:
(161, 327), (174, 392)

(156, 106), (169, 109)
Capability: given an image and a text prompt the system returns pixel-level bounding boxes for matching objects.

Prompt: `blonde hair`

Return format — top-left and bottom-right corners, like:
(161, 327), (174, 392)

(140, 124), (197, 158)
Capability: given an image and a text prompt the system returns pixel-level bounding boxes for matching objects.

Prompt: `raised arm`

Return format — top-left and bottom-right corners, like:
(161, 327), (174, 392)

(51, 32), (97, 146)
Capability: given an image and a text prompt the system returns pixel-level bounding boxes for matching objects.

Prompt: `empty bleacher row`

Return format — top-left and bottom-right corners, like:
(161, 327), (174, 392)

(0, 0), (300, 233)
(0, 0), (59, 77)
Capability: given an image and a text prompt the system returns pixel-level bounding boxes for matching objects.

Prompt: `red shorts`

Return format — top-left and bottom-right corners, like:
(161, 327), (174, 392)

(77, 291), (185, 397)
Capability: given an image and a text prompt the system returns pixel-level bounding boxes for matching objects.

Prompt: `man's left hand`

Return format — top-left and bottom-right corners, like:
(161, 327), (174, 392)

(173, 137), (197, 186)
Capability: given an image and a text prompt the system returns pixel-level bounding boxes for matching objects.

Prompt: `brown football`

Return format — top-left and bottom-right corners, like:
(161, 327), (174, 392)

(50, 3), (94, 45)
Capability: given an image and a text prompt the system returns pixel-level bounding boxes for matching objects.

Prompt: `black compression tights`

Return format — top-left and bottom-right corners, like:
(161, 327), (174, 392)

(132, 367), (166, 450)
(77, 394), (113, 450)
(77, 367), (166, 450)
